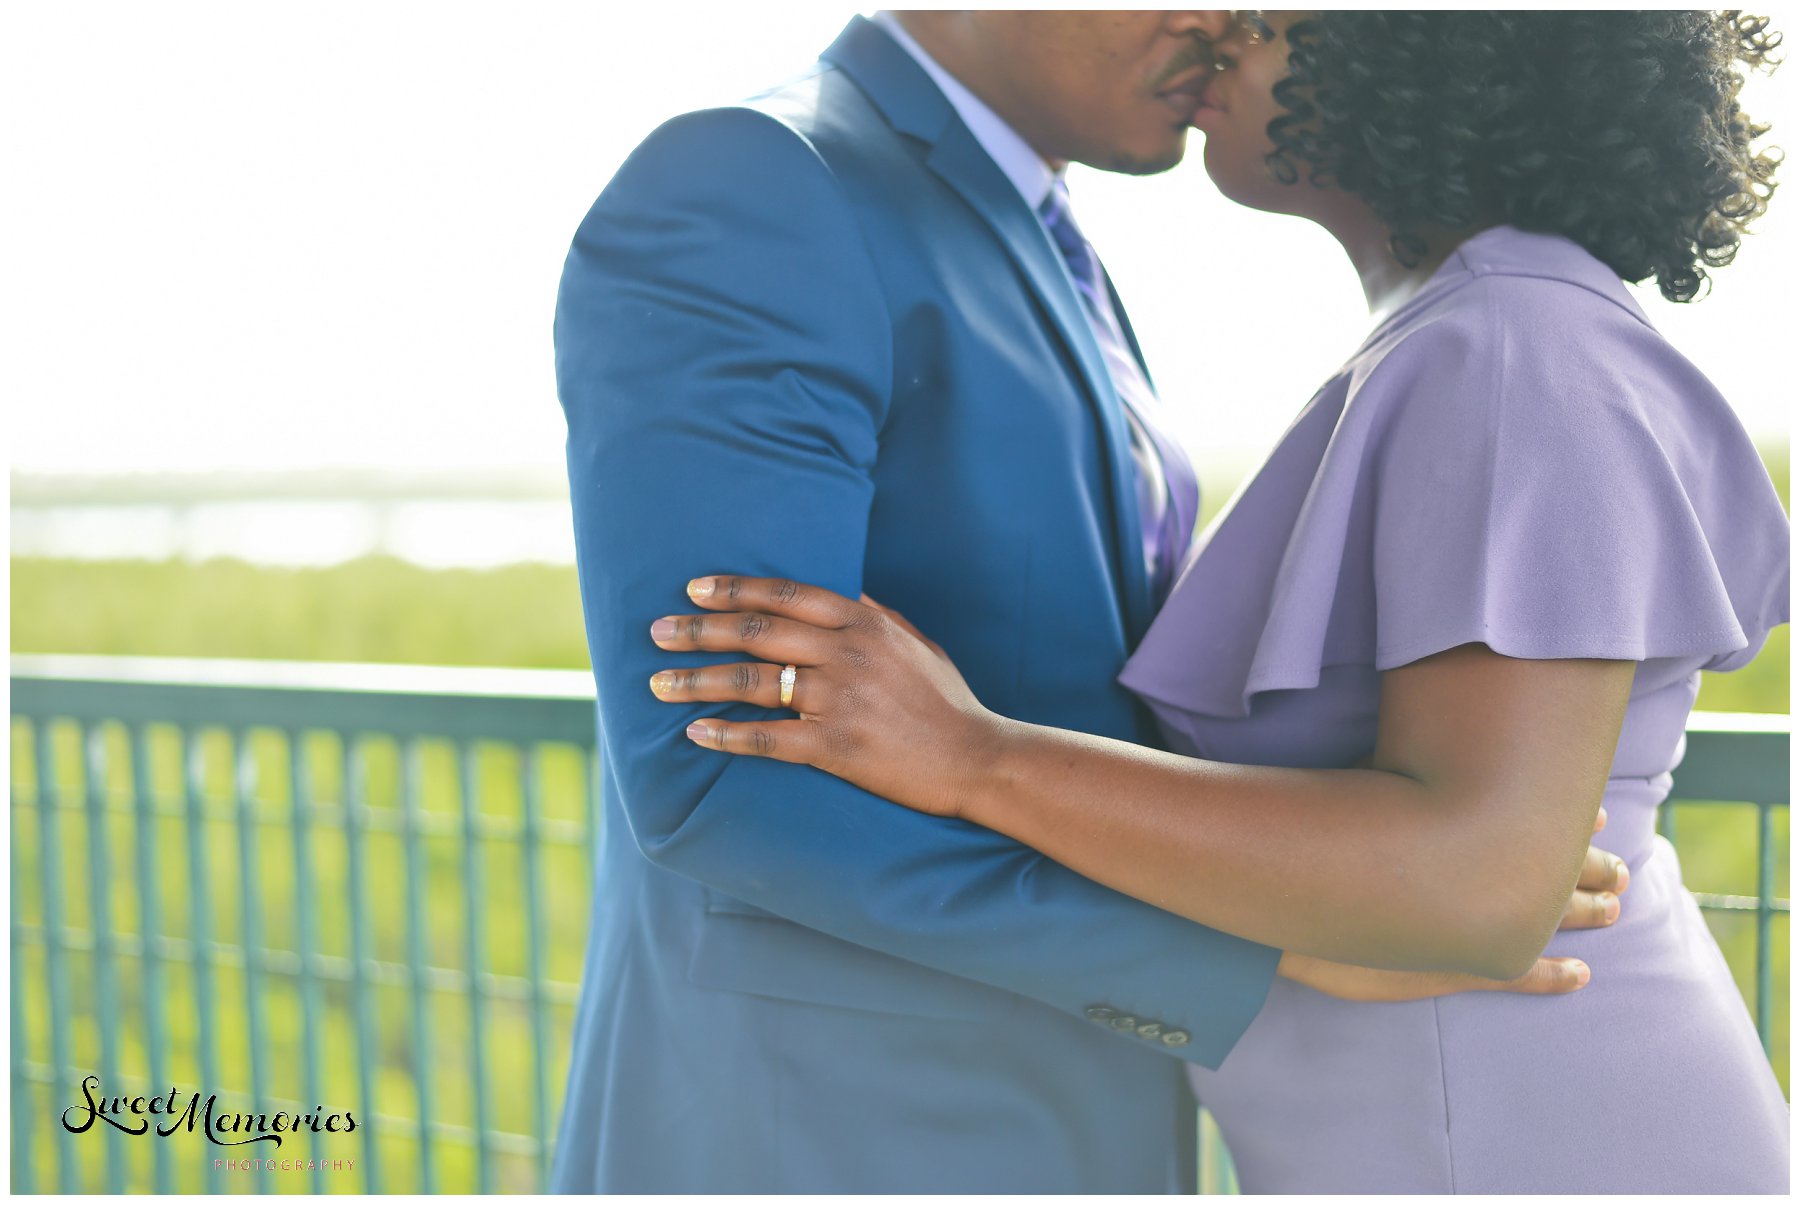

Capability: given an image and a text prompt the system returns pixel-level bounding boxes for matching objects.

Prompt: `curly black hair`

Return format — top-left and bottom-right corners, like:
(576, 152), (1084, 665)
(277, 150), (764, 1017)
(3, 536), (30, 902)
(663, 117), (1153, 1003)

(1265, 11), (1782, 301)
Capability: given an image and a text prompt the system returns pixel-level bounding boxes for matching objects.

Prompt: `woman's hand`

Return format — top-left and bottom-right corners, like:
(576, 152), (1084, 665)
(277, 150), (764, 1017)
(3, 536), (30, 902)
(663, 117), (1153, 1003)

(648, 575), (1003, 819)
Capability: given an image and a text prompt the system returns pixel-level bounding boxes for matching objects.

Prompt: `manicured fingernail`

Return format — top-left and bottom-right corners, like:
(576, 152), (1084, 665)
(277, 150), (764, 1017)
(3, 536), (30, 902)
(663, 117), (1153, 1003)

(650, 672), (675, 696)
(687, 577), (715, 601)
(651, 618), (677, 642)
(1613, 860), (1630, 892)
(1568, 960), (1590, 987)
(685, 722), (710, 742)
(1602, 893), (1620, 923)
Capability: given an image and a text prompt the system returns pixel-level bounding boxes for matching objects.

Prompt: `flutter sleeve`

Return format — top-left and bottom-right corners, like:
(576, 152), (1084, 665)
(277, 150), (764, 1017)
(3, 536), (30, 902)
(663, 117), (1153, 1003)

(1119, 272), (1789, 726)
(1364, 277), (1789, 674)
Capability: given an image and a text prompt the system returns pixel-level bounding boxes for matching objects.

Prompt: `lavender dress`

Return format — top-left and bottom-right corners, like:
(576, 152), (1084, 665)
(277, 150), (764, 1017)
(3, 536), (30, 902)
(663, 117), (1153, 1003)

(1118, 226), (1790, 1194)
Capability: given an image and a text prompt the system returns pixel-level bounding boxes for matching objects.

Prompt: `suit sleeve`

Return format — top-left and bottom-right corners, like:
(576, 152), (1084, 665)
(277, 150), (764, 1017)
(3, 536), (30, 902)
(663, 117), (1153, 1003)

(557, 105), (1280, 1068)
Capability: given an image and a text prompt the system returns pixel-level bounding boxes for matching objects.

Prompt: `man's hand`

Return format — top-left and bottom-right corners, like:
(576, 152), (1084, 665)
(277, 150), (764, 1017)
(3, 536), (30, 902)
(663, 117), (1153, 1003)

(1277, 949), (1590, 1001)
(1558, 805), (1630, 930)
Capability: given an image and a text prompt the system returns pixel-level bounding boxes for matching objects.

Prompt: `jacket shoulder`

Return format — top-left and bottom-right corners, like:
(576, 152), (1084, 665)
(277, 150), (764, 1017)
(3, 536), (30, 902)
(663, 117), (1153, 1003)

(618, 63), (889, 171)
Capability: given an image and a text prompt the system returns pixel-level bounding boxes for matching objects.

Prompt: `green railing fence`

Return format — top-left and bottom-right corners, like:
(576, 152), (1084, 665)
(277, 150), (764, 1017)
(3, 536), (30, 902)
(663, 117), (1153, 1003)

(11, 656), (599, 1195)
(8, 656), (1790, 1195)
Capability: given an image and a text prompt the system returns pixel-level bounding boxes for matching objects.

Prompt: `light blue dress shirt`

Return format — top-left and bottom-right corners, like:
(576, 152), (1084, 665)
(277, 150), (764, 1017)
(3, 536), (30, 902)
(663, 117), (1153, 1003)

(872, 11), (1057, 209)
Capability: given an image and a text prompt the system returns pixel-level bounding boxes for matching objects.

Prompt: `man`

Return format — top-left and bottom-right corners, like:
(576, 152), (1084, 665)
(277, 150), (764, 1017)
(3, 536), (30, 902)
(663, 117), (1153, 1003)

(548, 12), (1613, 1192)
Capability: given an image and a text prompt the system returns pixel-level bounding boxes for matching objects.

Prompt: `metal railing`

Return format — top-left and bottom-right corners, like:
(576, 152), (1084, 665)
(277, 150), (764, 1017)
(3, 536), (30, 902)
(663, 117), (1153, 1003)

(9, 656), (1789, 1195)
(11, 656), (599, 1195)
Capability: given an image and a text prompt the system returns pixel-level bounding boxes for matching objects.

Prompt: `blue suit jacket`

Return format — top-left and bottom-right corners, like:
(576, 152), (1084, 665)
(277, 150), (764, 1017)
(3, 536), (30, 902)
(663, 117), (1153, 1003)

(548, 16), (1280, 1193)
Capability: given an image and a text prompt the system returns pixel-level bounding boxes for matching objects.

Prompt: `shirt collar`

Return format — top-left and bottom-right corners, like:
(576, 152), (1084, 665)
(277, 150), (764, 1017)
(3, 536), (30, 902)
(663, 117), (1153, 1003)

(872, 10), (1061, 212)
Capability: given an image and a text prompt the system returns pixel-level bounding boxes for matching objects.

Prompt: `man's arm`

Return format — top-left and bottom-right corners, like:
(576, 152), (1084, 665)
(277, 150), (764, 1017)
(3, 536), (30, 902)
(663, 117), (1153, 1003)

(557, 104), (1280, 1068)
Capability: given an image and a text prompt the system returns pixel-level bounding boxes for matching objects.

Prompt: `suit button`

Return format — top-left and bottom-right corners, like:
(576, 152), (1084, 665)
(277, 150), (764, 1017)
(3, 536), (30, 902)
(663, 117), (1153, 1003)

(1135, 1022), (1163, 1039)
(1085, 1006), (1116, 1023)
(1160, 1029), (1191, 1048)
(1109, 1015), (1140, 1031)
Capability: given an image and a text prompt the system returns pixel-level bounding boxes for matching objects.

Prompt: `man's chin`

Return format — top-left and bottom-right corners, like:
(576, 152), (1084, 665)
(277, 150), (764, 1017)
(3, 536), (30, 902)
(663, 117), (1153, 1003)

(1089, 131), (1190, 178)
(1099, 146), (1187, 177)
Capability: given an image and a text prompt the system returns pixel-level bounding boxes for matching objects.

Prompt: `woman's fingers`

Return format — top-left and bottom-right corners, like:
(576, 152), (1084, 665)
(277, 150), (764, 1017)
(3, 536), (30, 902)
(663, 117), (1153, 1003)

(650, 609), (834, 664)
(650, 661), (818, 711)
(1576, 843), (1630, 894)
(1594, 805), (1608, 832)
(1557, 888), (1621, 931)
(683, 717), (819, 764)
(685, 575), (865, 628)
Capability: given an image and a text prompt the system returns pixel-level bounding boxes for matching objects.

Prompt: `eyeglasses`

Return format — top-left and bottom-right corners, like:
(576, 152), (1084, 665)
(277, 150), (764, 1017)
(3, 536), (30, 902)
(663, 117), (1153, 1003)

(1205, 10), (1275, 73)
(1226, 10), (1274, 45)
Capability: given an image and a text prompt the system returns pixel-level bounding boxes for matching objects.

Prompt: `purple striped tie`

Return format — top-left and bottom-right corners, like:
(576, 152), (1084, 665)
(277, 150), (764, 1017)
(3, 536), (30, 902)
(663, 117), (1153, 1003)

(1038, 177), (1200, 605)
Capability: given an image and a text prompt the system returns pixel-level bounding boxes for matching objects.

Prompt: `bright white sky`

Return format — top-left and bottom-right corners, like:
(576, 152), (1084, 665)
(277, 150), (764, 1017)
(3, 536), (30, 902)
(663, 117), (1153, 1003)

(6, 3), (1794, 483)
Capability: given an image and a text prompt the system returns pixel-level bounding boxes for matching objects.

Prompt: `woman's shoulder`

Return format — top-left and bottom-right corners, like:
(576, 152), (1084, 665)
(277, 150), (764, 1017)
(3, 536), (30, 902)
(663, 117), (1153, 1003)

(1366, 229), (1659, 364)
(1333, 227), (1787, 672)
(1344, 227), (1743, 450)
(1119, 226), (1788, 719)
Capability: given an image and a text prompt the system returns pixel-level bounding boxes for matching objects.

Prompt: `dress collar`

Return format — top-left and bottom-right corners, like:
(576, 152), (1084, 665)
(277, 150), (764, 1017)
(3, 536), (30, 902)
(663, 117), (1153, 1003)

(1363, 224), (1653, 350)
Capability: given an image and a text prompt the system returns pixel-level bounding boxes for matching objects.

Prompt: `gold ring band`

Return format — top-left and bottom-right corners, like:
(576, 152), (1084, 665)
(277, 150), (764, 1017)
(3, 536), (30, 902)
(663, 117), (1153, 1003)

(779, 664), (797, 708)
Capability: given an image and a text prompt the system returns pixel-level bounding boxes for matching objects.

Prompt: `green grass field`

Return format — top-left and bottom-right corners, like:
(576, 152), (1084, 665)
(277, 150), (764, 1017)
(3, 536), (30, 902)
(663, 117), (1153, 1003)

(9, 444), (1791, 1190)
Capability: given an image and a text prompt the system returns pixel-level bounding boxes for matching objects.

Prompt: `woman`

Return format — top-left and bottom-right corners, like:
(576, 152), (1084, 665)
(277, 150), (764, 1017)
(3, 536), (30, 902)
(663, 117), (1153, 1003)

(643, 11), (1789, 1193)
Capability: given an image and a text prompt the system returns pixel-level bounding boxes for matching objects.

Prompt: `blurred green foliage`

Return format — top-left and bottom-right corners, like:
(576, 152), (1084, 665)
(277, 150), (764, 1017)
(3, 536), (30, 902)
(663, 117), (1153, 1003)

(11, 442), (1788, 710)
(10, 557), (592, 671)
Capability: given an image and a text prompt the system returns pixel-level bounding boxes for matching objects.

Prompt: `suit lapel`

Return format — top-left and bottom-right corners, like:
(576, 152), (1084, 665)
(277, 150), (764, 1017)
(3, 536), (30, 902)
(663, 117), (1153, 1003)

(822, 17), (1154, 644)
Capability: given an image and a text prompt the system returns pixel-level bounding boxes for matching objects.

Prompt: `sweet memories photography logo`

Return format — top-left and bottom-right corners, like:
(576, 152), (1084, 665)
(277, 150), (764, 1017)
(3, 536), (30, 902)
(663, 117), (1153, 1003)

(60, 1074), (358, 1150)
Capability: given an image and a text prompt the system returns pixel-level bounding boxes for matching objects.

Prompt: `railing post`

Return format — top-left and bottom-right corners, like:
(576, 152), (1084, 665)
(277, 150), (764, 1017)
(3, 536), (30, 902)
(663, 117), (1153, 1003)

(80, 723), (127, 1192)
(230, 729), (272, 1195)
(1756, 801), (1775, 1056)
(521, 745), (553, 1189)
(459, 741), (494, 1193)
(131, 725), (174, 1194)
(287, 729), (326, 1194)
(181, 726), (224, 1194)
(11, 731), (38, 1195)
(400, 739), (438, 1193)
(342, 735), (383, 1192)
(35, 722), (76, 1192)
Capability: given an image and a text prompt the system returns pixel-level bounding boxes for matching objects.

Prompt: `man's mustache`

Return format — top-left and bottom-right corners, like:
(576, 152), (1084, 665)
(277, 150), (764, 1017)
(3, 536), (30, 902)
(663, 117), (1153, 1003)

(1154, 36), (1220, 90)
